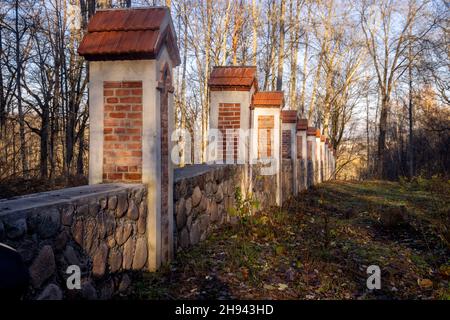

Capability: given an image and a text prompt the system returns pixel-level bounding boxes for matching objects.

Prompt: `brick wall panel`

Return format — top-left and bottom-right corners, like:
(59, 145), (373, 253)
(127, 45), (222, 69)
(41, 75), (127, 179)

(218, 103), (241, 161)
(282, 130), (291, 159)
(103, 81), (143, 183)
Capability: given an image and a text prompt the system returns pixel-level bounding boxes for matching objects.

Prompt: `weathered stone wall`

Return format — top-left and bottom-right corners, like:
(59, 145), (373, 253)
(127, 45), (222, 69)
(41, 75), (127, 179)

(251, 164), (278, 210)
(281, 159), (294, 202)
(173, 165), (244, 250)
(297, 159), (307, 191)
(307, 160), (314, 188)
(173, 163), (281, 251)
(0, 184), (148, 300)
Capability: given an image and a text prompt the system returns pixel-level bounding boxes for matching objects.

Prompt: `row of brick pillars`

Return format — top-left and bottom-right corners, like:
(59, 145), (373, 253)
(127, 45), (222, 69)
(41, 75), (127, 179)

(209, 66), (337, 203)
(78, 7), (336, 271)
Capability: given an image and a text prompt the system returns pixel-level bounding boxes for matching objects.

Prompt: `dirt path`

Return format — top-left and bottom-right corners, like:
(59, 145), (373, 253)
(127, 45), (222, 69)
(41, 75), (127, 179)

(131, 180), (450, 300)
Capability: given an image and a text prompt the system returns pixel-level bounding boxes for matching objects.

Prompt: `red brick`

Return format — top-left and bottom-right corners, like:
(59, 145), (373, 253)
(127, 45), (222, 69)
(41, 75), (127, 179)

(114, 128), (126, 134)
(117, 166), (128, 172)
(103, 81), (143, 183)
(120, 97), (142, 104)
(127, 143), (141, 150)
(106, 97), (119, 103)
(131, 120), (142, 127)
(109, 112), (126, 118)
(126, 113), (141, 119)
(104, 82), (122, 88)
(107, 173), (123, 180)
(115, 105), (131, 111)
(124, 173), (142, 180)
(126, 128), (141, 134)
(105, 135), (118, 141)
(104, 119), (121, 127)
(115, 89), (131, 96)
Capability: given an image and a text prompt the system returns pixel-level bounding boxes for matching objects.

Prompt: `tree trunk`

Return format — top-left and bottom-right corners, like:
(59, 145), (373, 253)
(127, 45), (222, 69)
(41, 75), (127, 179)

(220, 0), (232, 65)
(180, 3), (188, 167)
(252, 0), (258, 66)
(202, 0), (212, 162)
(407, 26), (414, 178)
(77, 130), (85, 176)
(40, 108), (49, 178)
(377, 94), (389, 178)
(276, 0), (286, 91)
(0, 23), (5, 134)
(15, 0), (28, 177)
(289, 0), (301, 110)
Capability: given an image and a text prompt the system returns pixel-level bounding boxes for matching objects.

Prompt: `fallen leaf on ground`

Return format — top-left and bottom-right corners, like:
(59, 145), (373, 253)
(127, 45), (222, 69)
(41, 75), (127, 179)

(417, 278), (433, 289)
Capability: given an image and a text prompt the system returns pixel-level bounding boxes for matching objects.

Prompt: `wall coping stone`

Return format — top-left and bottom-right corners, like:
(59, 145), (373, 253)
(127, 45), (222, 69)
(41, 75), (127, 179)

(0, 183), (144, 216)
(174, 164), (232, 182)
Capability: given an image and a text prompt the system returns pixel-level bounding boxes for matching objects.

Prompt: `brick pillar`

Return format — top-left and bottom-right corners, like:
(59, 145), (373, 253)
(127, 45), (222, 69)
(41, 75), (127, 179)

(306, 127), (317, 186)
(251, 92), (283, 205)
(320, 135), (325, 182)
(281, 110), (297, 195)
(296, 119), (308, 191)
(315, 129), (322, 184)
(324, 139), (329, 180)
(78, 7), (181, 271)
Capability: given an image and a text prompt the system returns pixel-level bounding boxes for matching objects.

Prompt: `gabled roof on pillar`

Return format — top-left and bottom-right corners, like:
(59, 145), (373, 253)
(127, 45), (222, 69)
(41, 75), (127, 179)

(306, 127), (317, 136)
(315, 129), (321, 138)
(78, 7), (180, 65)
(281, 110), (297, 123)
(209, 66), (258, 91)
(297, 118), (308, 130)
(251, 91), (284, 108)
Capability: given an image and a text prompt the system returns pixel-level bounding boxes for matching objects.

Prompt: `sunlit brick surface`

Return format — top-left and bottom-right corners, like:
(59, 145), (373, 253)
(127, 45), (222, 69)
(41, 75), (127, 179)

(103, 81), (143, 182)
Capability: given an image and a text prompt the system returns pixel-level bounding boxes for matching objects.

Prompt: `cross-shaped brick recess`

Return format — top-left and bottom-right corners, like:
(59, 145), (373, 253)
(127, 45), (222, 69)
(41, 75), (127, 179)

(103, 81), (143, 182)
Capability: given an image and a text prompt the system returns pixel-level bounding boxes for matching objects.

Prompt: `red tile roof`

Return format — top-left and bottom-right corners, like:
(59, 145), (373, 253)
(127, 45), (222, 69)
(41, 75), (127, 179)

(316, 129), (321, 138)
(306, 127), (317, 136)
(209, 66), (257, 90)
(296, 118), (308, 130)
(78, 8), (180, 65)
(281, 110), (297, 123)
(252, 91), (284, 108)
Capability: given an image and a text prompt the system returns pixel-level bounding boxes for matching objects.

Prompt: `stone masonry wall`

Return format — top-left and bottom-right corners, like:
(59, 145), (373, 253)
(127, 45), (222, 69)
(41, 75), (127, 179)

(251, 163), (278, 210)
(0, 184), (148, 300)
(173, 165), (244, 250)
(281, 159), (294, 202)
(297, 159), (307, 191)
(173, 163), (281, 251)
(0, 159), (329, 300)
